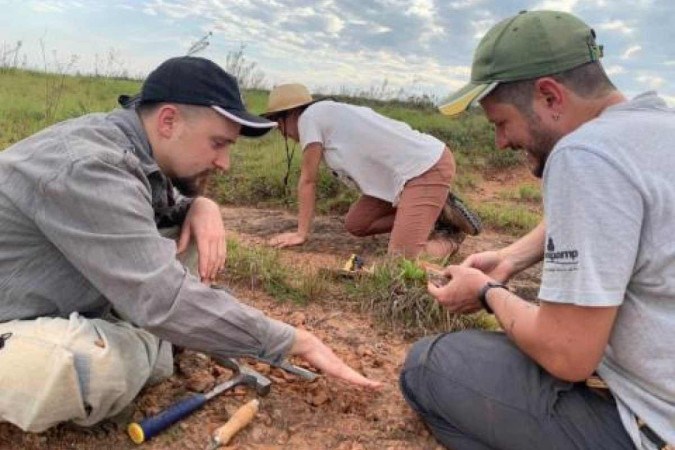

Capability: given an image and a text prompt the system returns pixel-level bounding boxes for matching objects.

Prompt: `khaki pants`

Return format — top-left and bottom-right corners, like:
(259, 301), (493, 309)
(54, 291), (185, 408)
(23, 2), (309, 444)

(344, 149), (455, 257)
(0, 226), (196, 432)
(0, 313), (173, 432)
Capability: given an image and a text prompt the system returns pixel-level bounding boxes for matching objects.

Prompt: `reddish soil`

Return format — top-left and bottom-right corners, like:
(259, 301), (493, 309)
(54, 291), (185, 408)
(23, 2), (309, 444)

(0, 179), (542, 449)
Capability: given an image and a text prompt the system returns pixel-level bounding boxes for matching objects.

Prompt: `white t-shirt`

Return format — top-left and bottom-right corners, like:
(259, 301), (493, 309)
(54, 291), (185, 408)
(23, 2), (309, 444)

(540, 92), (675, 448)
(298, 101), (445, 205)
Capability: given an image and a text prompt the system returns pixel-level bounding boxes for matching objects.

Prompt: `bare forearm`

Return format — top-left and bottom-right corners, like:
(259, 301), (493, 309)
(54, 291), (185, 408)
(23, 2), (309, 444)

(296, 180), (316, 237)
(487, 289), (549, 368)
(487, 287), (614, 381)
(500, 220), (546, 275)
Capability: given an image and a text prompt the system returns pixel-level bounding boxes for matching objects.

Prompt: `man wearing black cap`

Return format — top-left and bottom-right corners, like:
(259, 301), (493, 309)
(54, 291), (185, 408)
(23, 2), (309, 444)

(0, 56), (379, 433)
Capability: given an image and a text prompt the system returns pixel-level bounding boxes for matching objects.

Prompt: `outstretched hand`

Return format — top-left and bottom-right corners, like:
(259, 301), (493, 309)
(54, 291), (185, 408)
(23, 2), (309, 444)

(269, 232), (307, 249)
(289, 329), (382, 390)
(177, 197), (227, 283)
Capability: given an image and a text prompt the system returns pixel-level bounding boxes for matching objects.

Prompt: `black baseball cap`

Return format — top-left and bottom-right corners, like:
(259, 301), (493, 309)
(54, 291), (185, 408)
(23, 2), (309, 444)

(118, 56), (276, 137)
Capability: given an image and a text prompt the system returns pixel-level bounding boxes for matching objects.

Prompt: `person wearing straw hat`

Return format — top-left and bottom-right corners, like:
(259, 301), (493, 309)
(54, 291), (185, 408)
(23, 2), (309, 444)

(262, 83), (482, 258)
(400, 10), (674, 449)
(0, 56), (380, 433)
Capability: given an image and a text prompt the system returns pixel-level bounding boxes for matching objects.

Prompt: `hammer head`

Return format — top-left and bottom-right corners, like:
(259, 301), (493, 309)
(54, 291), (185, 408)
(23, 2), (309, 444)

(238, 364), (272, 396)
(213, 357), (272, 397)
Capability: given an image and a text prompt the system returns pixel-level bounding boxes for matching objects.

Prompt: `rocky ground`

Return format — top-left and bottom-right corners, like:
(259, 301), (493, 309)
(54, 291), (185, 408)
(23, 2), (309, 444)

(0, 169), (543, 449)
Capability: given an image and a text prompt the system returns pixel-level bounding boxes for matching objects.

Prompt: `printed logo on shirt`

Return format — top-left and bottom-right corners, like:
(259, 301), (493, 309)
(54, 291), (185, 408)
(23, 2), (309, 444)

(544, 237), (579, 272)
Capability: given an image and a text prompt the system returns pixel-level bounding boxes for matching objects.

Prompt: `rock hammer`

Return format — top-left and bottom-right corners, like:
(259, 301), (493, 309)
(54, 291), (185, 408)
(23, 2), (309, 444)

(127, 357), (271, 444)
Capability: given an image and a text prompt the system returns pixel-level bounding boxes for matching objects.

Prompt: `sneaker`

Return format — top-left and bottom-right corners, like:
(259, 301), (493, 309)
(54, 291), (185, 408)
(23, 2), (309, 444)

(437, 193), (482, 236)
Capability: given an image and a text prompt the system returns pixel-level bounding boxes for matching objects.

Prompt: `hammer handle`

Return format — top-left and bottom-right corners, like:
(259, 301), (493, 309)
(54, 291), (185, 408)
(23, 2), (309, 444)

(212, 399), (259, 447)
(128, 394), (207, 444)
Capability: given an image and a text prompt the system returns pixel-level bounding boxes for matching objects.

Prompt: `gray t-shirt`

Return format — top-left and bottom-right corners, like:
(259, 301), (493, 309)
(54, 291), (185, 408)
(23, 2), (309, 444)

(540, 92), (674, 447)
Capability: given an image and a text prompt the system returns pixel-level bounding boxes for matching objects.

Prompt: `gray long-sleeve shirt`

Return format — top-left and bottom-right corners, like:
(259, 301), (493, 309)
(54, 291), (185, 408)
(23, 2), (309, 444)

(0, 108), (295, 362)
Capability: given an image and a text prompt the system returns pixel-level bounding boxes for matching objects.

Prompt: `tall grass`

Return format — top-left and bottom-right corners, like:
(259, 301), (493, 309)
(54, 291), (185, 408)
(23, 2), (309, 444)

(0, 70), (139, 148)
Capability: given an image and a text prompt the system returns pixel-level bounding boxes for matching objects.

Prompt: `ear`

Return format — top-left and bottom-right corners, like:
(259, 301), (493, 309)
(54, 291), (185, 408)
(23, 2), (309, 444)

(155, 104), (180, 139)
(533, 77), (564, 114)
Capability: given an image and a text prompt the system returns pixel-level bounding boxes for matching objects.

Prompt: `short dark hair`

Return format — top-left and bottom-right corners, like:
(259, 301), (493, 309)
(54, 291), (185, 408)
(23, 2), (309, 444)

(489, 61), (617, 115)
(136, 102), (210, 122)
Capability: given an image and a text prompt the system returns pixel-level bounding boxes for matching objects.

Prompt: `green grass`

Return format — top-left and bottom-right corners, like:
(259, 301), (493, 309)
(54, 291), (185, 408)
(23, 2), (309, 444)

(224, 239), (497, 336)
(0, 69), (523, 337)
(0, 68), (140, 148)
(474, 202), (541, 235)
(498, 183), (543, 202)
(224, 238), (329, 304)
(347, 258), (498, 336)
(2, 69), (539, 236)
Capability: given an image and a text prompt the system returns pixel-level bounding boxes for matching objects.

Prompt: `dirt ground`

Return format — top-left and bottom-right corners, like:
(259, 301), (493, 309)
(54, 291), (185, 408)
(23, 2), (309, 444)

(0, 171), (542, 450)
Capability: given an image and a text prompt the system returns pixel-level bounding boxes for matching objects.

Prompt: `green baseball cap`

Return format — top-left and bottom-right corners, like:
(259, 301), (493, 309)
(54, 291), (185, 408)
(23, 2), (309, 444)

(439, 10), (603, 116)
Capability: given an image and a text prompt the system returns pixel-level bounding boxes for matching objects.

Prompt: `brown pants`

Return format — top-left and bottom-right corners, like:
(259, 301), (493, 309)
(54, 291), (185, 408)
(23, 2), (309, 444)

(344, 149), (455, 257)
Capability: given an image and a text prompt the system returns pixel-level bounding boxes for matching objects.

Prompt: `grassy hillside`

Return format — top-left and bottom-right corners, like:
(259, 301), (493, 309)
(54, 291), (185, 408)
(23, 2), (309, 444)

(0, 69), (539, 232)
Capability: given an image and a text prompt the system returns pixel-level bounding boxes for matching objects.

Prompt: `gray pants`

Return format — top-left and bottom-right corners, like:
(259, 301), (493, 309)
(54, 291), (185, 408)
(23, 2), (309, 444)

(399, 330), (635, 450)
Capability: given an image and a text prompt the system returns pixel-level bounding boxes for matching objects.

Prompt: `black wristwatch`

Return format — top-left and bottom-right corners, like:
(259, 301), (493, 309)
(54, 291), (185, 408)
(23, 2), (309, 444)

(478, 281), (509, 314)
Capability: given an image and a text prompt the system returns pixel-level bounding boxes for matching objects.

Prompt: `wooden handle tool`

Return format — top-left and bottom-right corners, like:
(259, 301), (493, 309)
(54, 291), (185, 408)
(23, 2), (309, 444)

(208, 399), (259, 449)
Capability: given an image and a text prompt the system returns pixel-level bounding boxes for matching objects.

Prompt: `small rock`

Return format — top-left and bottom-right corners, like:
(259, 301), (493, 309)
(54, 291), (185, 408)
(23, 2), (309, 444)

(288, 312), (306, 326)
(253, 362), (271, 375)
(306, 389), (330, 406)
(186, 372), (215, 392)
(356, 345), (373, 357)
(269, 375), (286, 384)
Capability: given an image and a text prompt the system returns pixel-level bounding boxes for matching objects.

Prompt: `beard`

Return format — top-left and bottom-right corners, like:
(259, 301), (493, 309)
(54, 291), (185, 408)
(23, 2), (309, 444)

(525, 114), (562, 178)
(172, 171), (211, 196)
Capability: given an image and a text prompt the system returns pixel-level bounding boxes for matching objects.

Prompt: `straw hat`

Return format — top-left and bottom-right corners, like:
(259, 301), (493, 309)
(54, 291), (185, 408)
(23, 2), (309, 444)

(263, 83), (317, 118)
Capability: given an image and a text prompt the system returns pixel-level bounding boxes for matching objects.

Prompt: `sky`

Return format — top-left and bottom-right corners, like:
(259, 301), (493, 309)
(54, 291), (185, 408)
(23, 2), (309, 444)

(1, 0), (674, 105)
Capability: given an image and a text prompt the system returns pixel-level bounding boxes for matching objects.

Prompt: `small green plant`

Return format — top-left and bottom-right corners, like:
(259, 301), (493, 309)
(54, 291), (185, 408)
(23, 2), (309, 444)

(348, 258), (497, 336)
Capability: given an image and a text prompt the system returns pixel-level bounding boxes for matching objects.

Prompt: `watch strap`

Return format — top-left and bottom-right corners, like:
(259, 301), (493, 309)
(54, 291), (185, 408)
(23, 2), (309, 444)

(478, 281), (509, 314)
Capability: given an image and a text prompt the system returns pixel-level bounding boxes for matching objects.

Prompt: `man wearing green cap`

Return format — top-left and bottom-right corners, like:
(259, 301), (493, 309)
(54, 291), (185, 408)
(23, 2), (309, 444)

(400, 10), (673, 449)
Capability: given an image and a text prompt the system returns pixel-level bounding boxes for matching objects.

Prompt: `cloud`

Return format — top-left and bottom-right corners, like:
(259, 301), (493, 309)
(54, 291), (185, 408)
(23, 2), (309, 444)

(660, 94), (675, 107)
(598, 20), (633, 34)
(4, 0), (673, 103)
(532, 0), (579, 12)
(406, 0), (434, 18)
(605, 65), (625, 76)
(636, 73), (664, 89)
(449, 0), (486, 9)
(29, 1), (67, 13)
(621, 45), (642, 60)
(470, 13), (498, 40)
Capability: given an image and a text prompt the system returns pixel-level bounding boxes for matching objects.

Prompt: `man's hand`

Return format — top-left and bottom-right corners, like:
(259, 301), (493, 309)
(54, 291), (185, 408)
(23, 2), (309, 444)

(269, 231), (307, 248)
(461, 250), (515, 283)
(178, 197), (226, 283)
(427, 265), (493, 314)
(289, 329), (382, 389)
